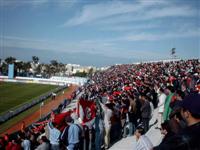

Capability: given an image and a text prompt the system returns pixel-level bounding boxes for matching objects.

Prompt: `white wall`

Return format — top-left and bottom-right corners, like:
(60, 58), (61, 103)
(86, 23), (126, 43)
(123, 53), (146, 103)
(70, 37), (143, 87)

(0, 76), (88, 86)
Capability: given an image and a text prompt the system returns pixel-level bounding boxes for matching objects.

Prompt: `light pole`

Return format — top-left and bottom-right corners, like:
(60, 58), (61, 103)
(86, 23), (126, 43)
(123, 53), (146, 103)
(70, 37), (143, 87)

(40, 102), (44, 119)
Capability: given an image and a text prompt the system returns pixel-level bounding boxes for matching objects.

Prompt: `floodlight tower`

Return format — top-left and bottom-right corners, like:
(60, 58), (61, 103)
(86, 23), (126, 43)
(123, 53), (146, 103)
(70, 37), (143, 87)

(171, 48), (176, 61)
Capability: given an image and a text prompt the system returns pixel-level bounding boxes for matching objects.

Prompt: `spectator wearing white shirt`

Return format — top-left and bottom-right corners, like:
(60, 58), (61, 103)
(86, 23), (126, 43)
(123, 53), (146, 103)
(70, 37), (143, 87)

(35, 136), (50, 150)
(99, 101), (113, 149)
(135, 126), (153, 150)
(20, 133), (31, 150)
(155, 88), (166, 129)
(48, 121), (61, 150)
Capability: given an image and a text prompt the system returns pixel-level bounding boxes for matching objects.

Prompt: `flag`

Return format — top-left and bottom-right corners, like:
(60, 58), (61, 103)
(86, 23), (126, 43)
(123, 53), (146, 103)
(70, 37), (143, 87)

(77, 99), (96, 127)
(54, 111), (72, 125)
(113, 91), (122, 96)
(123, 86), (132, 91)
(196, 85), (200, 92)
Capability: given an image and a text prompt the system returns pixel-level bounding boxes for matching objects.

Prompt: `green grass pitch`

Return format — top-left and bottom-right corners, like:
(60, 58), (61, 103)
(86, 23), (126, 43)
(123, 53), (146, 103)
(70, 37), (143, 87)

(0, 82), (58, 115)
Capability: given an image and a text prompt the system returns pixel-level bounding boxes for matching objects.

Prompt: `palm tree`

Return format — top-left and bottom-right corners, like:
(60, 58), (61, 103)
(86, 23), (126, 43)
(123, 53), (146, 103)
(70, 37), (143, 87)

(44, 64), (51, 78)
(32, 56), (39, 64)
(15, 61), (23, 76)
(50, 60), (59, 76)
(35, 64), (42, 75)
(23, 61), (31, 76)
(58, 62), (65, 76)
(1, 57), (16, 75)
(5, 56), (16, 64)
(88, 68), (94, 78)
(31, 56), (39, 77)
(1, 62), (7, 75)
(24, 61), (31, 72)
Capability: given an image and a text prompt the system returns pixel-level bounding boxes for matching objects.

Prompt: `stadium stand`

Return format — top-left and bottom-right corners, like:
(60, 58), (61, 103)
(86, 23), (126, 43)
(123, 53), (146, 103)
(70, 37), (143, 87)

(1, 59), (200, 150)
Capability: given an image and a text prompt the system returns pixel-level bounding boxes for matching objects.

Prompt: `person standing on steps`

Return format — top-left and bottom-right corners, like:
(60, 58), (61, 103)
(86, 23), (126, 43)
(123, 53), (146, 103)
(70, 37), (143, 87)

(155, 88), (166, 129)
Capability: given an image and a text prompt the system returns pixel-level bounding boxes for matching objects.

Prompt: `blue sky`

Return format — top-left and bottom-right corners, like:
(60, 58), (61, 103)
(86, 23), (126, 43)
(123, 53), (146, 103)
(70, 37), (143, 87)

(0, 0), (199, 67)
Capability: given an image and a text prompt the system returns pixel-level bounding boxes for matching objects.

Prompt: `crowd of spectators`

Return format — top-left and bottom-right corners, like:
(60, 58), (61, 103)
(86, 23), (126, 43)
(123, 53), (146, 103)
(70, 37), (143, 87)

(87, 59), (199, 149)
(0, 59), (199, 150)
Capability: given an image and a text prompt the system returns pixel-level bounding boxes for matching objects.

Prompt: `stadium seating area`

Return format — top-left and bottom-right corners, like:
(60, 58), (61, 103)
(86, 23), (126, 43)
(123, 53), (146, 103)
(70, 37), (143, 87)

(0, 59), (199, 150)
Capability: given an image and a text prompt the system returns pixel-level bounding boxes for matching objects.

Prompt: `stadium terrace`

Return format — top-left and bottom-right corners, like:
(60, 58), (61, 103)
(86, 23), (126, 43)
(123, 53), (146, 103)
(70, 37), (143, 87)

(0, 59), (200, 150)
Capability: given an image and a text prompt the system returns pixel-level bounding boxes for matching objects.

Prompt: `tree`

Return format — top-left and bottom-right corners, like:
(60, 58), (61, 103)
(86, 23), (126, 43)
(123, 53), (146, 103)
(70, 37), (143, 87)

(1, 57), (16, 75)
(0, 58), (2, 75)
(31, 56), (40, 77)
(35, 64), (42, 75)
(5, 56), (16, 64)
(44, 64), (51, 78)
(58, 62), (65, 75)
(88, 68), (94, 77)
(22, 61), (31, 76)
(15, 61), (23, 76)
(1, 62), (7, 75)
(50, 60), (58, 67)
(23, 62), (31, 72)
(50, 60), (59, 75)
(73, 71), (88, 77)
(32, 56), (39, 64)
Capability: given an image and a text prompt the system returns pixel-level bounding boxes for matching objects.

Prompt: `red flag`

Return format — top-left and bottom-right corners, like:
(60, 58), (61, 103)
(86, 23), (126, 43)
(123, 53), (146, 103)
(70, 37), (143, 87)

(77, 99), (96, 127)
(32, 124), (45, 134)
(113, 91), (122, 96)
(52, 111), (72, 131)
(123, 86), (132, 91)
(54, 111), (72, 125)
(196, 85), (200, 92)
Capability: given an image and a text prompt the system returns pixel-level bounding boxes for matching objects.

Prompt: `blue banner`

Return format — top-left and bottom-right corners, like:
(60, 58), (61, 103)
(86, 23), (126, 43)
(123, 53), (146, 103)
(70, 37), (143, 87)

(8, 64), (14, 79)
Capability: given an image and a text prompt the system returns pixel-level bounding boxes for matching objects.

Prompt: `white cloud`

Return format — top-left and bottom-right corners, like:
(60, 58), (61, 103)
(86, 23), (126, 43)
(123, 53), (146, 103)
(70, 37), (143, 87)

(0, 0), (49, 7)
(97, 5), (196, 26)
(0, 0), (79, 8)
(1, 0), (198, 64)
(76, 39), (166, 59)
(121, 30), (200, 42)
(62, 0), (167, 26)
(100, 22), (160, 32)
(53, 0), (79, 9)
(0, 35), (163, 59)
(1, 36), (57, 51)
(0, 35), (116, 56)
(62, 0), (196, 27)
(142, 5), (195, 19)
(1, 28), (198, 59)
